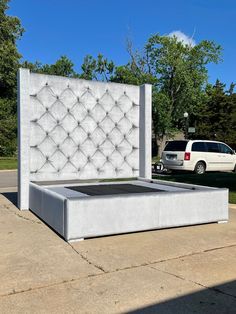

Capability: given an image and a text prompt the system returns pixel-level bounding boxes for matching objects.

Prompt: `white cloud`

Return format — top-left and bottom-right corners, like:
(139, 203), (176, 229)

(168, 30), (196, 47)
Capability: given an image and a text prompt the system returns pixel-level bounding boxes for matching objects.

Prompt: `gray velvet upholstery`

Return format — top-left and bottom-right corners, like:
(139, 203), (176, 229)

(29, 74), (140, 180)
(18, 69), (152, 209)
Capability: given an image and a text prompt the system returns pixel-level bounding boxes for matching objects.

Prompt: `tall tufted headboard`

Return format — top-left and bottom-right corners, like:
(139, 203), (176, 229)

(17, 69), (152, 209)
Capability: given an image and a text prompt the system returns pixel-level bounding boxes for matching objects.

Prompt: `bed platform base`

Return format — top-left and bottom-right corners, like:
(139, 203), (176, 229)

(29, 178), (228, 242)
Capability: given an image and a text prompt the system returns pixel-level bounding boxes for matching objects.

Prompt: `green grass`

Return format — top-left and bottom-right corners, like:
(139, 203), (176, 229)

(154, 172), (236, 204)
(0, 157), (17, 170)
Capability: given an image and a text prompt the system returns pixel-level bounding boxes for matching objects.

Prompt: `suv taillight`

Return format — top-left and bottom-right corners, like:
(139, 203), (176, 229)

(184, 152), (191, 161)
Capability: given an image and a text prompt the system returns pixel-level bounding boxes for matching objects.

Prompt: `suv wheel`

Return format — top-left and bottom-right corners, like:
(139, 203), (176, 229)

(194, 161), (206, 175)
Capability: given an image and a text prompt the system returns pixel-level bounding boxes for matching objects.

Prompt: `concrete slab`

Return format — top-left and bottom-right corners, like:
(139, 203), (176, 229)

(1, 266), (236, 314)
(0, 194), (102, 297)
(71, 207), (236, 273)
(1, 190), (236, 313)
(151, 246), (236, 298)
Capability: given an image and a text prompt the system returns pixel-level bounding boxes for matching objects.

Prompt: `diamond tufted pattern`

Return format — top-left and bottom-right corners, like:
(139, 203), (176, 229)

(28, 74), (140, 181)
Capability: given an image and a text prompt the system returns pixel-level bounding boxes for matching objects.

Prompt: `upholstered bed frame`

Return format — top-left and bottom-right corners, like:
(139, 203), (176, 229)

(17, 69), (228, 241)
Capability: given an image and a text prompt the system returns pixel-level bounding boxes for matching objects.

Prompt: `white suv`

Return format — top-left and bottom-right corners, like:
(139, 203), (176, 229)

(161, 140), (236, 174)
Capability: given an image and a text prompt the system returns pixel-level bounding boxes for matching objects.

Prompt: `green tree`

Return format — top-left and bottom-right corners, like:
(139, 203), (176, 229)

(0, 0), (24, 155)
(21, 56), (78, 78)
(80, 53), (114, 81)
(145, 34), (222, 138)
(195, 80), (236, 146)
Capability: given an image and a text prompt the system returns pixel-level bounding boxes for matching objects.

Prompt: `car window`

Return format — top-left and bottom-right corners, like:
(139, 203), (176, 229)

(164, 141), (188, 151)
(192, 142), (207, 152)
(219, 143), (232, 154)
(206, 142), (220, 153)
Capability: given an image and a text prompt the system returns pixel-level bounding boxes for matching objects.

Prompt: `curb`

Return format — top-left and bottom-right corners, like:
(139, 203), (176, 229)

(0, 169), (17, 173)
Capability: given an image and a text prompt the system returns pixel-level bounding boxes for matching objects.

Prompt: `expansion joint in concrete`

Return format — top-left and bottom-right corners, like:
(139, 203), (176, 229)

(148, 265), (236, 300)
(68, 243), (107, 273)
(1, 204), (41, 225)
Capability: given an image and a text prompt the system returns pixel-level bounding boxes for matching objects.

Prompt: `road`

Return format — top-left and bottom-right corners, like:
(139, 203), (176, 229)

(0, 170), (17, 188)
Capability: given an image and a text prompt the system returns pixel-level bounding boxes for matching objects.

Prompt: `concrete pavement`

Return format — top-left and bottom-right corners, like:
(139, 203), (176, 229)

(0, 188), (236, 313)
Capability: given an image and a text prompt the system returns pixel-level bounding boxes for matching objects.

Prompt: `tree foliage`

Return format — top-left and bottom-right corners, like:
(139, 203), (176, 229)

(21, 56), (78, 78)
(80, 53), (114, 81)
(194, 80), (236, 147)
(0, 0), (24, 155)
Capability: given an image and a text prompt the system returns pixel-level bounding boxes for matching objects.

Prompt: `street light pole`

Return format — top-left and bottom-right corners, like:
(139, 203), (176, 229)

(183, 112), (189, 139)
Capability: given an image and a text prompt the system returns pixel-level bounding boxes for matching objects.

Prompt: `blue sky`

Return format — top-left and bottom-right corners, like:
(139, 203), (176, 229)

(9, 0), (236, 87)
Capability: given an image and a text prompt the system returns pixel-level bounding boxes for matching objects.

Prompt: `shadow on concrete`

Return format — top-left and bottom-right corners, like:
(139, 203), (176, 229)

(1, 192), (17, 207)
(127, 280), (236, 314)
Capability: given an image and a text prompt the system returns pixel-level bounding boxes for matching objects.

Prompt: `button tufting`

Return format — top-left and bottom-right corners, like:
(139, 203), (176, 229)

(29, 79), (140, 180)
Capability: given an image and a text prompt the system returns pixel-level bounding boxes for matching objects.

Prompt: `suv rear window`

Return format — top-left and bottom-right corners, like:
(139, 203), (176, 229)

(164, 141), (188, 152)
(192, 142), (207, 152)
